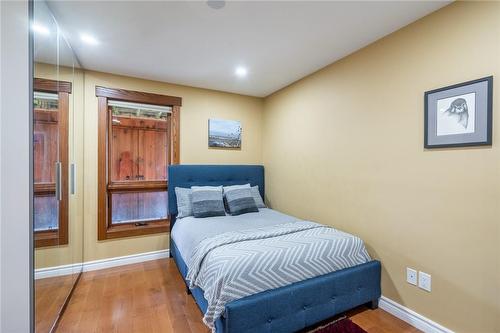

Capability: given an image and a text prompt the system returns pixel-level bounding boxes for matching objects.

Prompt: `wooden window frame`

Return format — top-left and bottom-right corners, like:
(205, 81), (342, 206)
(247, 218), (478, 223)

(96, 86), (181, 240)
(34, 78), (72, 248)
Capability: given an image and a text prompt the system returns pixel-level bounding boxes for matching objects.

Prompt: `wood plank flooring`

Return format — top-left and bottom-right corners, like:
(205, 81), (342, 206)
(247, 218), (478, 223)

(35, 274), (79, 333)
(54, 259), (420, 333)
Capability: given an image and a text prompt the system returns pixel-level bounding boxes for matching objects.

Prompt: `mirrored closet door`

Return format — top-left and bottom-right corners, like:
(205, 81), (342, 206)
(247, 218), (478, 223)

(32, 1), (84, 332)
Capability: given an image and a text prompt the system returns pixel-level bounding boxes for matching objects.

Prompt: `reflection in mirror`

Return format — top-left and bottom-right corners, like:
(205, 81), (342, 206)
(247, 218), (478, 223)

(33, 1), (84, 332)
(33, 81), (69, 247)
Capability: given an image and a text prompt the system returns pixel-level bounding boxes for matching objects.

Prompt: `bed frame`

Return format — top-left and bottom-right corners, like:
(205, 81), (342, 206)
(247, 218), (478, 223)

(168, 165), (381, 333)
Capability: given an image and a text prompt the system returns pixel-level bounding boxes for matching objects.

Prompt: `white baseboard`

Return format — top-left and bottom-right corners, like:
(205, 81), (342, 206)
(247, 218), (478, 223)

(379, 296), (454, 333)
(82, 249), (170, 273)
(35, 249), (170, 280)
(35, 262), (83, 280)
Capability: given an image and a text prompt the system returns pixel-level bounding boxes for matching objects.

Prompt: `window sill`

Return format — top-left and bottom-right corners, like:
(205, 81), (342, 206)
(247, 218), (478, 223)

(99, 219), (170, 240)
(35, 230), (67, 248)
(107, 180), (167, 192)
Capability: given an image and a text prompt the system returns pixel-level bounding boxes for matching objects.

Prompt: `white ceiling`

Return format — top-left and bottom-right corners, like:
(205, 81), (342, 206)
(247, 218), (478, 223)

(46, 1), (449, 97)
(34, 0), (80, 68)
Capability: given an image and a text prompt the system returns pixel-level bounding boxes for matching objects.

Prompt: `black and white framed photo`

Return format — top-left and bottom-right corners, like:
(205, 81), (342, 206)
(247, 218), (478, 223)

(424, 76), (493, 148)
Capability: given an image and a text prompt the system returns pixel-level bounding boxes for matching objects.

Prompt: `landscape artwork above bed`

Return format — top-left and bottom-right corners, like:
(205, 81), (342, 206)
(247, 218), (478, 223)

(208, 118), (242, 148)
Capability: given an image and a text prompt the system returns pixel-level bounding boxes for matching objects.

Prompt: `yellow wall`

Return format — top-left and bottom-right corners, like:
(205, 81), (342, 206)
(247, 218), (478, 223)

(34, 66), (264, 267)
(34, 63), (85, 270)
(262, 2), (500, 332)
(82, 70), (264, 262)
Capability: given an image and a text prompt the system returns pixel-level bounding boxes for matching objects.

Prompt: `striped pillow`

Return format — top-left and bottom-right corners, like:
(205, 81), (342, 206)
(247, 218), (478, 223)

(191, 186), (226, 218)
(225, 187), (259, 216)
(223, 184), (250, 195)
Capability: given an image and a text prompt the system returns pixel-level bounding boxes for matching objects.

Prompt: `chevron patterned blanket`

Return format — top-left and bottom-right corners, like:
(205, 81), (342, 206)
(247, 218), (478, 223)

(186, 221), (371, 331)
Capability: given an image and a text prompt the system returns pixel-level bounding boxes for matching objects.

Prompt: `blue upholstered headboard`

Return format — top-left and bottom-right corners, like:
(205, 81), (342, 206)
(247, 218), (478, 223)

(168, 165), (265, 224)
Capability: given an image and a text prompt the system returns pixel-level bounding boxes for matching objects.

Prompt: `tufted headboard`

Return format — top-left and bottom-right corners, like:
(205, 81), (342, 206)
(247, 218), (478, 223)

(168, 164), (265, 228)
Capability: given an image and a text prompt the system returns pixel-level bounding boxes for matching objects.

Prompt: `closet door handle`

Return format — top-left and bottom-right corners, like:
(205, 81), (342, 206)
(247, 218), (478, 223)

(70, 163), (76, 195)
(55, 162), (62, 201)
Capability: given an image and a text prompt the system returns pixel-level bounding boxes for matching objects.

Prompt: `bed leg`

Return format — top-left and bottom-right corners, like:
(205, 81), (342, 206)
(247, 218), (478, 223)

(186, 285), (191, 295)
(369, 299), (379, 310)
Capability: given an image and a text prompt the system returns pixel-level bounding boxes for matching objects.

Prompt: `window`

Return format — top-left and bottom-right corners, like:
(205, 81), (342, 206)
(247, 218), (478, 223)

(34, 78), (72, 247)
(96, 86), (181, 240)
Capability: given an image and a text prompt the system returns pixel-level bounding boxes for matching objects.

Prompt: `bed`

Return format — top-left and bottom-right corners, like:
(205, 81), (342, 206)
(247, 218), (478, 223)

(168, 164), (381, 333)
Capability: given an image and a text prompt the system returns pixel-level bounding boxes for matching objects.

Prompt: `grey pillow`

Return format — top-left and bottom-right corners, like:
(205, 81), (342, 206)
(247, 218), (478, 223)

(223, 184), (251, 212)
(175, 187), (192, 218)
(191, 186), (226, 218)
(223, 183), (250, 195)
(225, 187), (259, 216)
(251, 186), (266, 208)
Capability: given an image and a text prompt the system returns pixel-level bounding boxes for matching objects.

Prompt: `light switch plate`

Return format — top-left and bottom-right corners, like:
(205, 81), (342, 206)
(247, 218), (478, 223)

(418, 271), (431, 292)
(406, 268), (417, 285)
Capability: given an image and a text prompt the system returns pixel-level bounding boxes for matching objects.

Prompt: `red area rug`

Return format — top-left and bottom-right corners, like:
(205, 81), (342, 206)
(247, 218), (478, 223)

(308, 316), (367, 333)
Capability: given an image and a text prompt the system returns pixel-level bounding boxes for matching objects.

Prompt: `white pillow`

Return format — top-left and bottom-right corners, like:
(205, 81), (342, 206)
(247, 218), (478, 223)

(175, 187), (192, 218)
(251, 186), (266, 208)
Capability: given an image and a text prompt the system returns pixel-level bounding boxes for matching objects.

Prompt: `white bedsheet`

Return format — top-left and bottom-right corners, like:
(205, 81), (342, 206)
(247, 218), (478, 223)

(171, 208), (301, 265)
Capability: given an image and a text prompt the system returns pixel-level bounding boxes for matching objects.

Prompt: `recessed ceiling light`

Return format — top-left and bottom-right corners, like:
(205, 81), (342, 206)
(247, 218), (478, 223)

(235, 66), (248, 78)
(80, 33), (99, 45)
(32, 23), (50, 35)
(207, 0), (225, 10)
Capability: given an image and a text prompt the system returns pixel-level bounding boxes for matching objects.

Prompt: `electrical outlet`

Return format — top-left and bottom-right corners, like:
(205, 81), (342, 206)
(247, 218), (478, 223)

(406, 268), (417, 285)
(418, 271), (431, 292)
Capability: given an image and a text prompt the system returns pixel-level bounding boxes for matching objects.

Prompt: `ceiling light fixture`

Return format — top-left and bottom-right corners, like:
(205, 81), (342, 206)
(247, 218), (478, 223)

(207, 0), (225, 10)
(32, 23), (50, 35)
(235, 66), (248, 78)
(80, 33), (99, 45)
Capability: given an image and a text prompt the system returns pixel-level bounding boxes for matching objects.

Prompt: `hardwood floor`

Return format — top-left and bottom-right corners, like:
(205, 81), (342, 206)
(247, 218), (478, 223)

(35, 274), (79, 333)
(55, 259), (419, 333)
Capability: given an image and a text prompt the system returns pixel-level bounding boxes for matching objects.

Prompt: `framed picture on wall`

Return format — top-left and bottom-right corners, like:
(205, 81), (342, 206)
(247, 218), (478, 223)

(208, 118), (242, 148)
(424, 76), (493, 148)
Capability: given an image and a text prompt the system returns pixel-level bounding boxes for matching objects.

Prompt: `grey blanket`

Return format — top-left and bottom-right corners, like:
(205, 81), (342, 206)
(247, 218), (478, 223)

(186, 221), (371, 331)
